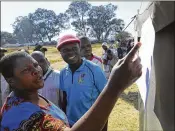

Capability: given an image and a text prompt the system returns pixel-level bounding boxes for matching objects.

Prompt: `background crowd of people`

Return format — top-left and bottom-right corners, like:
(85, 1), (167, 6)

(0, 35), (139, 131)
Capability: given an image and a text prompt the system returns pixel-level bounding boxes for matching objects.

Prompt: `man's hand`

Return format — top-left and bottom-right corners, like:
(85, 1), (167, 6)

(109, 42), (142, 92)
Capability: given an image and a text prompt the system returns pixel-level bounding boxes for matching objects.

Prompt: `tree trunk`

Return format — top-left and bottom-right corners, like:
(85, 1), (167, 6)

(97, 35), (101, 42)
(47, 34), (52, 42)
(104, 28), (111, 40)
(48, 37), (52, 42)
(81, 15), (87, 36)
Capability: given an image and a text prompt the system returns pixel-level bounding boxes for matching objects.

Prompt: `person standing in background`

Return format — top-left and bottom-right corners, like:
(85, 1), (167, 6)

(117, 45), (124, 59)
(102, 49), (118, 79)
(33, 44), (48, 56)
(80, 36), (103, 69)
(31, 51), (64, 109)
(102, 42), (108, 55)
(56, 34), (108, 130)
(101, 43), (112, 79)
(127, 39), (134, 53)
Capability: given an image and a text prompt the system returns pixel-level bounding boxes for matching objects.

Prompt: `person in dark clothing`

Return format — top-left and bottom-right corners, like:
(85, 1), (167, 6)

(33, 44), (48, 56)
(117, 47), (123, 59)
(127, 39), (134, 53)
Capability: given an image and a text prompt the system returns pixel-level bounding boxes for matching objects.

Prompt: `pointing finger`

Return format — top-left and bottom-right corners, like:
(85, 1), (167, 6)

(126, 42), (141, 62)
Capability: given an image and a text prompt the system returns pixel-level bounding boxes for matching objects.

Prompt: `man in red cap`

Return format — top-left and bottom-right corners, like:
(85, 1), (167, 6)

(56, 34), (108, 130)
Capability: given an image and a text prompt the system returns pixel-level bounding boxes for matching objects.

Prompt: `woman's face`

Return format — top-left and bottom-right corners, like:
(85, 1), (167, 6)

(12, 55), (44, 91)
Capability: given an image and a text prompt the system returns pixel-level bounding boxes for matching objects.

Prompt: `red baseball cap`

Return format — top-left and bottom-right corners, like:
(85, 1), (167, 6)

(56, 34), (80, 50)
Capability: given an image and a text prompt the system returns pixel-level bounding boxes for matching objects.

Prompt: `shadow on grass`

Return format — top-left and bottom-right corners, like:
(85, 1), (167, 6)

(120, 91), (139, 110)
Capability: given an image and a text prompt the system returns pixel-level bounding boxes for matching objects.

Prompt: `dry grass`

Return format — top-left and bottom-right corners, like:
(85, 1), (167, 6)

(108, 84), (139, 131)
(4, 44), (139, 131)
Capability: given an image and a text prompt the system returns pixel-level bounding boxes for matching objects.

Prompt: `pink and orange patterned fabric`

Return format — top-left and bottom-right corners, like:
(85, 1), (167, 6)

(0, 93), (69, 131)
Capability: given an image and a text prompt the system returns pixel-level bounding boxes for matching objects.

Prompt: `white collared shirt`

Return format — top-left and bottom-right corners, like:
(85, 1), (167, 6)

(38, 67), (62, 107)
(103, 54), (118, 79)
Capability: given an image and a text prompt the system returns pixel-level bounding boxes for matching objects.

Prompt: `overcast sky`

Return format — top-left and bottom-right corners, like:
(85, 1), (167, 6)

(1, 1), (149, 39)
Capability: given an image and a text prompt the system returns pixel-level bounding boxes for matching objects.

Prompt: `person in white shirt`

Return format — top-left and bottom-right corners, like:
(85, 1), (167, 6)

(102, 49), (118, 79)
(101, 43), (117, 78)
(101, 42), (108, 56)
(0, 48), (10, 108)
(31, 51), (63, 108)
(80, 36), (103, 69)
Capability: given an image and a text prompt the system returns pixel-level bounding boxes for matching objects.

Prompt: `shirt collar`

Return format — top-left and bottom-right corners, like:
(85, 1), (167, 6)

(65, 58), (86, 72)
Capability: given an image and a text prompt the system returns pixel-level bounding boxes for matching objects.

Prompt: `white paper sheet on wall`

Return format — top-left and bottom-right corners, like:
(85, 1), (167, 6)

(136, 16), (155, 108)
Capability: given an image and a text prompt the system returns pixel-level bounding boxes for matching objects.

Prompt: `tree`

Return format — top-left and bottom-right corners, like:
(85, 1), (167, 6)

(87, 4), (125, 42)
(28, 8), (69, 42)
(1, 31), (17, 45)
(66, 1), (91, 36)
(12, 16), (34, 44)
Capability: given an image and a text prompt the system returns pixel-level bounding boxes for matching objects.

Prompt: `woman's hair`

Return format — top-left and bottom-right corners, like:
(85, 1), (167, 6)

(0, 51), (29, 79)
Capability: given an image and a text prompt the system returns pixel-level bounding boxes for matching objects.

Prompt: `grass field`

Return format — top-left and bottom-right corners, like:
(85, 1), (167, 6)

(5, 44), (139, 131)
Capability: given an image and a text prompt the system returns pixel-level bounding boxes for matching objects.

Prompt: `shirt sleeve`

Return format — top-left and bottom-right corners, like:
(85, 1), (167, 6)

(94, 66), (107, 92)
(33, 113), (68, 131)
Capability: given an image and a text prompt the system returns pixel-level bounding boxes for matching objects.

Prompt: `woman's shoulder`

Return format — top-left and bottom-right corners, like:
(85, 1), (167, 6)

(1, 95), (42, 122)
(1, 92), (40, 114)
(1, 98), (43, 130)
